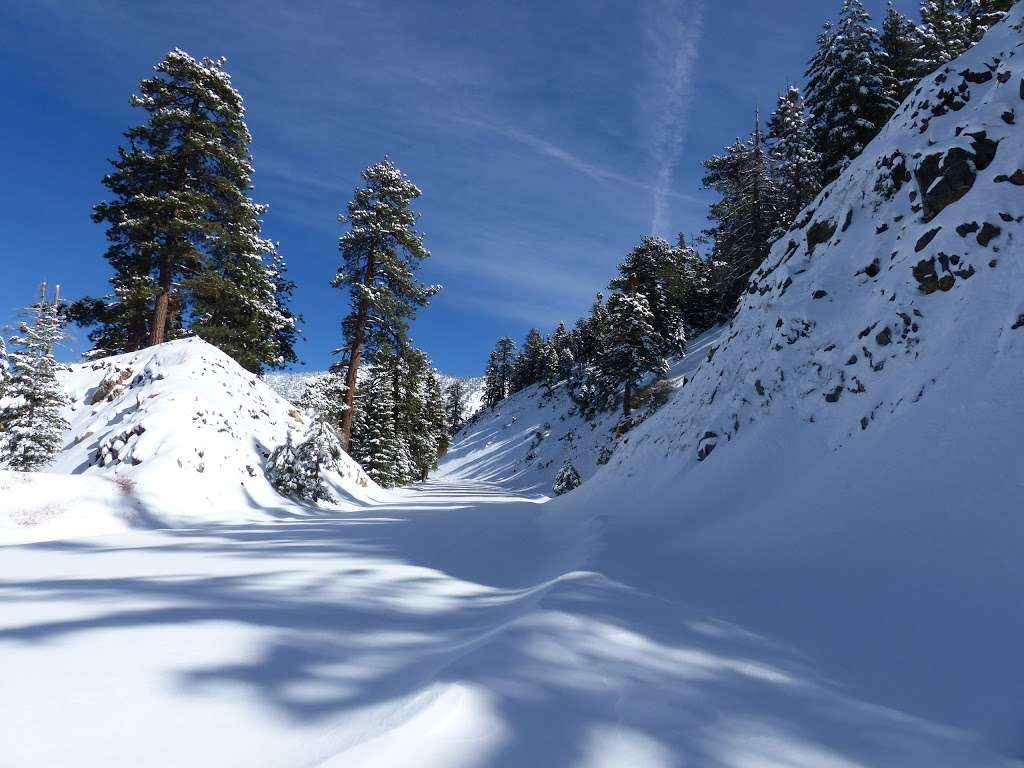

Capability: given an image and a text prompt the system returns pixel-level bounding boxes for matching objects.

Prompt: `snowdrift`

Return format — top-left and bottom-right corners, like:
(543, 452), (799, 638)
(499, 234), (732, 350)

(1, 337), (374, 541)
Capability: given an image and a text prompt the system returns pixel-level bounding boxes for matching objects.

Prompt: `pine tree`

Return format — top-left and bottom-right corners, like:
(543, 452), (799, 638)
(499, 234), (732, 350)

(299, 368), (348, 432)
(673, 236), (717, 333)
(806, 1), (898, 183)
(702, 117), (782, 316)
(0, 288), (69, 471)
(542, 342), (561, 394)
(77, 50), (295, 371)
(483, 336), (517, 407)
(266, 420), (344, 503)
(962, 0), (1015, 42)
(609, 236), (687, 360)
(880, 4), (922, 104)
(350, 361), (405, 487)
(549, 321), (574, 381)
(422, 372), (448, 471)
(512, 328), (547, 392)
(553, 458), (582, 496)
(914, 0), (971, 75)
(598, 291), (668, 417)
(444, 379), (467, 435)
(332, 159), (439, 452)
(767, 86), (823, 229)
(0, 335), (8, 396)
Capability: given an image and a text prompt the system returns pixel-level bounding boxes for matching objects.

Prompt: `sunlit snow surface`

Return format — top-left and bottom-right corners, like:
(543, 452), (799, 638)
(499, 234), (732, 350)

(2, 8), (1024, 766)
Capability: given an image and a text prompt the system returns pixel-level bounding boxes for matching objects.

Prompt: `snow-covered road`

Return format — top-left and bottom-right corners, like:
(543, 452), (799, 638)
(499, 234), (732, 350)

(1, 479), (1011, 767)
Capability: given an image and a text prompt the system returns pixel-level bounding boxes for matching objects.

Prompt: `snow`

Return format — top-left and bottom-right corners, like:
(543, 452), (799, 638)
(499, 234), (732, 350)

(1, 9), (1024, 766)
(0, 337), (374, 541)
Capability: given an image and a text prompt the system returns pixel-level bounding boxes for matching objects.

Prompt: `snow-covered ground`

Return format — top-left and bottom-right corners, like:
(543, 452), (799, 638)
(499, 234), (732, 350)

(2, 9), (1024, 767)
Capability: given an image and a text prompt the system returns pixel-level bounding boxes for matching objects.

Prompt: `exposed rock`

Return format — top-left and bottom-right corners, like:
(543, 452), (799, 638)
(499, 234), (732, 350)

(915, 227), (941, 252)
(977, 222), (1002, 247)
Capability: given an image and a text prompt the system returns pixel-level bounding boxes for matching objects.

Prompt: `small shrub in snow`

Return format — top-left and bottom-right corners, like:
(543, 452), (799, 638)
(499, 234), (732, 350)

(553, 459), (582, 496)
(267, 420), (343, 503)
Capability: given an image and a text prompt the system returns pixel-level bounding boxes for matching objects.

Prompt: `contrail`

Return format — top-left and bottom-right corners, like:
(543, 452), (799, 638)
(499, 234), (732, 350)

(647, 0), (705, 236)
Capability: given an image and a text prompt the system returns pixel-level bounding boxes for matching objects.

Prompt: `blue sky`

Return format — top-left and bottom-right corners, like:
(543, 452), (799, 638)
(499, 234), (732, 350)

(0, 0), (916, 376)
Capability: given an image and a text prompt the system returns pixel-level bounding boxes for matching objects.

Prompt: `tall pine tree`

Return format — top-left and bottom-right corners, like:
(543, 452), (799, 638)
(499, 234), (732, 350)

(444, 379), (467, 435)
(332, 159), (439, 452)
(767, 86), (823, 230)
(880, 4), (922, 104)
(76, 49), (295, 372)
(701, 116), (781, 316)
(806, 1), (898, 183)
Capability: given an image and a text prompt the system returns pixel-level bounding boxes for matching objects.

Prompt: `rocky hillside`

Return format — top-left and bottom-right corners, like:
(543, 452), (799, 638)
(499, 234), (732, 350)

(627, 8), (1024, 468)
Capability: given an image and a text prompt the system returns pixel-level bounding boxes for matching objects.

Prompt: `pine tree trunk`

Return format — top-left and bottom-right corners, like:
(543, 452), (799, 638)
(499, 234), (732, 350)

(339, 248), (377, 452)
(623, 380), (633, 417)
(149, 258), (172, 346)
(149, 98), (197, 348)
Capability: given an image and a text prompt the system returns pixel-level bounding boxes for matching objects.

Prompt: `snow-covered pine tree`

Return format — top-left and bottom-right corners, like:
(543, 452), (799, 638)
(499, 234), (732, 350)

(266, 420), (342, 503)
(880, 4), (923, 104)
(806, 1), (898, 183)
(350, 360), (405, 488)
(483, 336), (517, 408)
(550, 322), (574, 381)
(767, 86), (823, 231)
(0, 334), (10, 436)
(913, 0), (1011, 77)
(423, 372), (448, 471)
(597, 291), (668, 417)
(395, 348), (437, 483)
(0, 288), (69, 471)
(0, 335), (8, 394)
(299, 367), (349, 433)
(962, 0), (1015, 43)
(332, 159), (440, 452)
(444, 379), (467, 435)
(542, 342), (561, 394)
(673, 236), (717, 334)
(553, 458), (582, 496)
(701, 116), (782, 317)
(266, 432), (303, 498)
(77, 50), (295, 372)
(512, 328), (547, 392)
(610, 236), (687, 360)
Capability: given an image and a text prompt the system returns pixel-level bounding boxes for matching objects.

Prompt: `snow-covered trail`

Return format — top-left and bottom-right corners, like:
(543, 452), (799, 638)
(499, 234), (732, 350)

(1, 478), (1011, 767)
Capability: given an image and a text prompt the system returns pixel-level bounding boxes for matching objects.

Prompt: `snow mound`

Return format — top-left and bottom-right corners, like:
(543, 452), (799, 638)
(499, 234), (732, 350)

(3, 337), (374, 539)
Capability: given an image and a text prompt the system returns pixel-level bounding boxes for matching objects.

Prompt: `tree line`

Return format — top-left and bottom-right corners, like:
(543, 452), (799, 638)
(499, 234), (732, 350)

(474, 0), (1014, 421)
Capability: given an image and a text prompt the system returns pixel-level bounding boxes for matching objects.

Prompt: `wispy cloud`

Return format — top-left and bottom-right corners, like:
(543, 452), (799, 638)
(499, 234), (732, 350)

(645, 0), (705, 236)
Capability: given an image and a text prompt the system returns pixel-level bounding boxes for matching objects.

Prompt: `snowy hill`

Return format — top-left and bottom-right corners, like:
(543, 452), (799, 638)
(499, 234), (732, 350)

(1, 338), (373, 542)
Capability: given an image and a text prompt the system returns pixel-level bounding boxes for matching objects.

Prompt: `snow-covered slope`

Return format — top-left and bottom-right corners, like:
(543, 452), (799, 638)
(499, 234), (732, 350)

(440, 327), (725, 494)
(1, 338), (373, 541)
(440, 10), (1024, 756)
